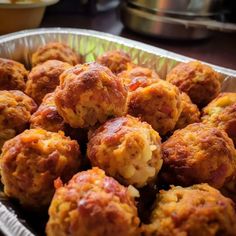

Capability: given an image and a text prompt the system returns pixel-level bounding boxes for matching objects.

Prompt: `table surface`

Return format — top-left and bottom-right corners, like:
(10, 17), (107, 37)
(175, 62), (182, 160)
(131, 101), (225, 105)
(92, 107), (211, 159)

(41, 8), (236, 71)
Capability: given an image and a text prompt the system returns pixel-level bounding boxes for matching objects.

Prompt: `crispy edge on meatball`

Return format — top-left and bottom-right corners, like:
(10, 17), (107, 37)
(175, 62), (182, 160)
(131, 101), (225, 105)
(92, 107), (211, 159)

(31, 42), (82, 66)
(128, 79), (182, 135)
(166, 60), (221, 107)
(175, 92), (200, 130)
(54, 62), (128, 128)
(87, 115), (163, 188)
(46, 167), (140, 236)
(25, 60), (72, 104)
(0, 128), (81, 209)
(0, 58), (28, 91)
(96, 50), (132, 75)
(161, 123), (236, 189)
(0, 90), (37, 149)
(142, 184), (236, 236)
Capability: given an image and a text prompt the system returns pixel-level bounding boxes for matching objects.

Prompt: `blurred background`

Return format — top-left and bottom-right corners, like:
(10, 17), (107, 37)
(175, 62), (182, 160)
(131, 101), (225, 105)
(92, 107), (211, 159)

(0, 0), (236, 69)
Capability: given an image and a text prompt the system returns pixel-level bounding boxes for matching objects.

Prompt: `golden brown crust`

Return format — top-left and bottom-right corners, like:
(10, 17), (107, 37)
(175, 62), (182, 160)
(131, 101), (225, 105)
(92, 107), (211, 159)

(175, 92), (200, 130)
(142, 184), (236, 236)
(31, 42), (82, 66)
(0, 58), (28, 91)
(0, 90), (37, 149)
(202, 92), (236, 145)
(166, 61), (221, 107)
(87, 115), (163, 187)
(96, 50), (132, 75)
(0, 128), (81, 209)
(25, 60), (72, 104)
(54, 62), (128, 128)
(128, 79), (182, 135)
(46, 167), (140, 236)
(161, 123), (236, 189)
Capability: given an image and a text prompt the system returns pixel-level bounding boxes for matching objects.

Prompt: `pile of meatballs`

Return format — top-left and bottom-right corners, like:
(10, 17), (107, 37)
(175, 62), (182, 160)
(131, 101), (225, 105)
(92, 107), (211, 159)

(0, 42), (236, 236)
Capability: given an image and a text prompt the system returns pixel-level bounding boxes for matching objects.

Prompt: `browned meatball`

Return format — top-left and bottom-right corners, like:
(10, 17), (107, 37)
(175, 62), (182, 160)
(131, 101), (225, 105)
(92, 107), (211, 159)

(31, 42), (82, 66)
(25, 60), (72, 104)
(166, 61), (221, 107)
(54, 62), (128, 128)
(0, 58), (28, 91)
(46, 167), (140, 236)
(142, 184), (236, 236)
(87, 115), (163, 188)
(96, 50), (132, 74)
(0, 129), (81, 209)
(202, 92), (236, 145)
(128, 79), (182, 135)
(161, 123), (236, 189)
(0, 90), (37, 149)
(175, 92), (200, 130)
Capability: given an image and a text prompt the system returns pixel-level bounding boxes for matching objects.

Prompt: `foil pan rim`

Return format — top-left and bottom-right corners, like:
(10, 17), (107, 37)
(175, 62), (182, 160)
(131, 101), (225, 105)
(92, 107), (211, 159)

(0, 27), (235, 77)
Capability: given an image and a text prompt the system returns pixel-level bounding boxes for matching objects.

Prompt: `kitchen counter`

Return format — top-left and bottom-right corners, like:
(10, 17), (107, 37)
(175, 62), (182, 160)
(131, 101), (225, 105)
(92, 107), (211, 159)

(41, 8), (236, 70)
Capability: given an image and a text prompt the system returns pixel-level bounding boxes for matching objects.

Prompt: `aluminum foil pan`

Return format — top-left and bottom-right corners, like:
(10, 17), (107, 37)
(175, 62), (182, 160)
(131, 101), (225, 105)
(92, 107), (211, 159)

(0, 27), (236, 236)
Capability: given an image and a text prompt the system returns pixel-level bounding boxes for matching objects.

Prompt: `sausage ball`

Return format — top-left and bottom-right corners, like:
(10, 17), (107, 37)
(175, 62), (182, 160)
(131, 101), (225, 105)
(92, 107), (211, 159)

(0, 90), (37, 149)
(166, 61), (221, 107)
(46, 167), (140, 236)
(142, 184), (236, 236)
(161, 123), (236, 189)
(96, 50), (132, 75)
(202, 92), (236, 145)
(54, 62), (128, 128)
(0, 129), (81, 209)
(87, 115), (163, 188)
(118, 64), (160, 92)
(175, 92), (200, 130)
(25, 60), (72, 104)
(0, 58), (28, 91)
(31, 42), (82, 66)
(128, 79), (182, 136)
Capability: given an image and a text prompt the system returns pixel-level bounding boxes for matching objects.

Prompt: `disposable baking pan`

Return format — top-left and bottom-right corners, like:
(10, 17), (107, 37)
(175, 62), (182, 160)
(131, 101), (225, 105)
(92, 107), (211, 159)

(0, 28), (235, 236)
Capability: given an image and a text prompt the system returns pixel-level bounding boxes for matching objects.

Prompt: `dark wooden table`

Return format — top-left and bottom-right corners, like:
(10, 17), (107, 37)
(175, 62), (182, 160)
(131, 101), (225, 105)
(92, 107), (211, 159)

(41, 8), (236, 70)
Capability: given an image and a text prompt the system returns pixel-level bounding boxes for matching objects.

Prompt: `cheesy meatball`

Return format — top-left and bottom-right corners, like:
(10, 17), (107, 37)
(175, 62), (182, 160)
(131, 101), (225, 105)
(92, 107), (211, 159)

(54, 62), (127, 128)
(118, 65), (160, 91)
(166, 61), (221, 107)
(46, 167), (140, 236)
(31, 42), (82, 66)
(0, 129), (81, 209)
(0, 58), (28, 91)
(96, 50), (131, 74)
(87, 115), (163, 188)
(161, 123), (236, 189)
(202, 92), (236, 145)
(128, 79), (182, 136)
(0, 90), (37, 149)
(175, 92), (200, 130)
(142, 184), (236, 236)
(25, 60), (72, 104)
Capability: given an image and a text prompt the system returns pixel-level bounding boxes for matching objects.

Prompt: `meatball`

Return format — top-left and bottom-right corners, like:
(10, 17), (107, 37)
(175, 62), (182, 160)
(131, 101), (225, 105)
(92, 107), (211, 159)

(118, 65), (160, 92)
(96, 50), (132, 75)
(0, 129), (81, 209)
(54, 62), (128, 128)
(31, 42), (82, 66)
(0, 58), (28, 91)
(166, 61), (221, 107)
(87, 115), (163, 188)
(161, 123), (236, 189)
(175, 92), (200, 130)
(202, 92), (236, 145)
(25, 60), (72, 104)
(46, 167), (140, 236)
(0, 90), (37, 149)
(128, 79), (182, 136)
(142, 184), (236, 236)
